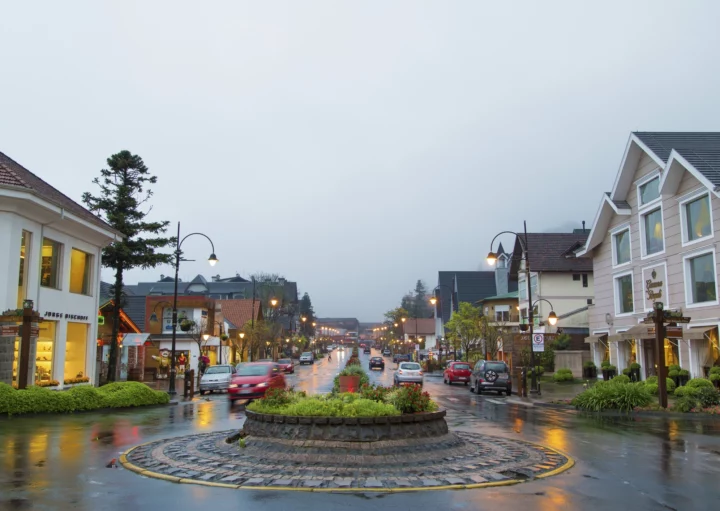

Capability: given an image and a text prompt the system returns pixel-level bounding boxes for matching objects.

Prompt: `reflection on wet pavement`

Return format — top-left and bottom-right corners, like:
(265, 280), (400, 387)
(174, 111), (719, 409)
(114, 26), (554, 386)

(1, 349), (719, 511)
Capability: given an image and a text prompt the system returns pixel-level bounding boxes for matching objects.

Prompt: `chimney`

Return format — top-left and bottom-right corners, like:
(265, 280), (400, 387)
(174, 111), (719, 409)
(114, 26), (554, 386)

(211, 274), (221, 282)
(582, 221), (586, 233)
(160, 274), (165, 280)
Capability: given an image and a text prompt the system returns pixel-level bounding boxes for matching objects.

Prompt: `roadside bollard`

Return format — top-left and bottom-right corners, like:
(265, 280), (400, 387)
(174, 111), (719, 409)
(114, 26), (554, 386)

(184, 369), (195, 399)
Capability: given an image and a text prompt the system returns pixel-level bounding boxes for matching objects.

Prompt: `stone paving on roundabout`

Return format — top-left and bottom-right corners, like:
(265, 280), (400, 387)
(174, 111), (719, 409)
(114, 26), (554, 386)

(120, 410), (573, 492)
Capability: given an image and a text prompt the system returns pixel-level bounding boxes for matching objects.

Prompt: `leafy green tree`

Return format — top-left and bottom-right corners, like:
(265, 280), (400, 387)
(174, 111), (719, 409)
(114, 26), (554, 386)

(82, 151), (175, 382)
(444, 302), (482, 361)
(412, 280), (432, 318)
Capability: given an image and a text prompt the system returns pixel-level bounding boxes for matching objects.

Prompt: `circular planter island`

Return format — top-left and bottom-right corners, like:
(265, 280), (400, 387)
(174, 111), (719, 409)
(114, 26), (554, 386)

(121, 406), (574, 491)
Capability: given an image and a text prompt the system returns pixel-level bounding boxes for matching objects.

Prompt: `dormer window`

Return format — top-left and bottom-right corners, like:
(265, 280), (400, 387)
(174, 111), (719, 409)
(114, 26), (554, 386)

(639, 176), (660, 205)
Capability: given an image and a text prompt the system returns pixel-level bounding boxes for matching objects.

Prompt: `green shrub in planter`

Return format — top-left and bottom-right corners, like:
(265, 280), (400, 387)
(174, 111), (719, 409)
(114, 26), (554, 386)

(696, 386), (720, 408)
(622, 368), (631, 376)
(678, 369), (689, 377)
(666, 378), (676, 394)
(629, 362), (641, 370)
(645, 375), (658, 385)
(571, 380), (652, 412)
(686, 378), (713, 390)
(553, 369), (574, 382)
(601, 361), (611, 369)
(644, 383), (659, 395)
(67, 385), (105, 411)
(709, 367), (720, 376)
(668, 369), (679, 378)
(673, 395), (697, 413)
(613, 375), (631, 385)
(668, 364), (681, 373)
(583, 361), (596, 368)
(711, 373), (720, 383)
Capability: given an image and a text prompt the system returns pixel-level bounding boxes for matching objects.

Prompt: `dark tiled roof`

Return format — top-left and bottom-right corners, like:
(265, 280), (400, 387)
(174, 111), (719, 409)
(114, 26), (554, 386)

(511, 233), (593, 273)
(123, 296), (147, 331)
(634, 132), (720, 186)
(0, 151), (120, 234)
(436, 271), (497, 325)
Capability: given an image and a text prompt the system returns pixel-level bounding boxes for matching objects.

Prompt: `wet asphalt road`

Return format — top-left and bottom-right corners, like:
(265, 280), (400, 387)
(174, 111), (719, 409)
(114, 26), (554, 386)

(2, 349), (720, 511)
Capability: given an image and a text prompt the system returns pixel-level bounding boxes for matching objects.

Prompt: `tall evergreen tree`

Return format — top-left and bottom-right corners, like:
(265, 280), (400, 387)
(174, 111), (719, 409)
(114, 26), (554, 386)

(83, 151), (175, 382)
(299, 292), (316, 336)
(412, 280), (430, 318)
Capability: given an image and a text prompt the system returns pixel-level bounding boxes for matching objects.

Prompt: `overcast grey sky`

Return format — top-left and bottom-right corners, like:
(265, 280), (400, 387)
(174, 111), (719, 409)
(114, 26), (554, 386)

(2, 1), (720, 322)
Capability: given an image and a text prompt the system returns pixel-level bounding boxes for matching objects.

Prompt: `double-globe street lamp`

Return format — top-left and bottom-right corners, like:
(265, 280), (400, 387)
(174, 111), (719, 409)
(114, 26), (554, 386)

(486, 222), (557, 395)
(168, 222), (218, 396)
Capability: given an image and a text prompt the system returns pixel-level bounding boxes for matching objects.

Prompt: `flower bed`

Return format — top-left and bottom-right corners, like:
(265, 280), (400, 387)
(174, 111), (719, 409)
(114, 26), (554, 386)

(0, 381), (170, 416)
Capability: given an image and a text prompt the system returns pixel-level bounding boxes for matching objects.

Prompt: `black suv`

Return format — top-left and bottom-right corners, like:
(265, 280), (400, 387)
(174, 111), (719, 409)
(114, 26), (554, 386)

(470, 360), (512, 396)
(369, 356), (385, 370)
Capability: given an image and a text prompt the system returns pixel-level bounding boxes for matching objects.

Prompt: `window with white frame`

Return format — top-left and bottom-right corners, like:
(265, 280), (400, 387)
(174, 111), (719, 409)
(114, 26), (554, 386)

(684, 250), (718, 306)
(518, 278), (527, 300)
(495, 305), (510, 322)
(530, 274), (538, 298)
(614, 272), (634, 315)
(613, 228), (631, 265)
(638, 176), (660, 206)
(641, 207), (664, 256)
(681, 193), (712, 244)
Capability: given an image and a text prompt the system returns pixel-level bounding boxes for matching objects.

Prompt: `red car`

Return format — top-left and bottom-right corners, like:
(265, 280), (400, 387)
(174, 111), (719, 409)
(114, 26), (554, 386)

(444, 361), (472, 386)
(277, 358), (295, 374)
(228, 362), (286, 406)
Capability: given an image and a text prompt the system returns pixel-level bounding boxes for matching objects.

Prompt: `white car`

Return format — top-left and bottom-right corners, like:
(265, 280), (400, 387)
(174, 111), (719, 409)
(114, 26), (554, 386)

(299, 352), (314, 365)
(394, 362), (424, 387)
(199, 365), (236, 394)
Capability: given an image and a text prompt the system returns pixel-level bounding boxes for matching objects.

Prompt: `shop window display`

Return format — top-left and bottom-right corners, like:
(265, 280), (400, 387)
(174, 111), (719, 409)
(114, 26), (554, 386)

(65, 322), (88, 381)
(35, 321), (56, 383)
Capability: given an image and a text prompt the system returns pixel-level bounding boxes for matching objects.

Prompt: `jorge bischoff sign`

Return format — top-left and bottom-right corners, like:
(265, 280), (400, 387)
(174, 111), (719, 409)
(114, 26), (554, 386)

(643, 265), (667, 311)
(43, 311), (90, 321)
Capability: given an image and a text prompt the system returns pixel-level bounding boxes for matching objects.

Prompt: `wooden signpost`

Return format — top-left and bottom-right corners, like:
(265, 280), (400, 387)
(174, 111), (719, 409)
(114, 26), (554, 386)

(642, 303), (690, 408)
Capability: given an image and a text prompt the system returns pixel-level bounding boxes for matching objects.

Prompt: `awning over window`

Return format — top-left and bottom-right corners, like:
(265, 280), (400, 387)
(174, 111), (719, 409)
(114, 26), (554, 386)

(607, 334), (623, 343)
(121, 333), (151, 346)
(584, 334), (608, 344)
(683, 326), (716, 340)
(619, 325), (652, 340)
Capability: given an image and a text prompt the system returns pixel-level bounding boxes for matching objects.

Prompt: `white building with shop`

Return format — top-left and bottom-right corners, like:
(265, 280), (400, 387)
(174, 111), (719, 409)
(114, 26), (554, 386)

(0, 152), (122, 387)
(579, 132), (720, 379)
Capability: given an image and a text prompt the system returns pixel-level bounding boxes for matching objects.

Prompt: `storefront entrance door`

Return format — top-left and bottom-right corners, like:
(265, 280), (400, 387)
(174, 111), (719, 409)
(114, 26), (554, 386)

(644, 341), (656, 378)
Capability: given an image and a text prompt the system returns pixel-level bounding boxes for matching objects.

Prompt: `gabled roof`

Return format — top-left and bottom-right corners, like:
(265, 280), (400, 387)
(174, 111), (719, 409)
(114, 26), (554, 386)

(217, 299), (262, 329)
(402, 318), (435, 335)
(511, 233), (592, 273)
(0, 151), (121, 236)
(581, 132), (720, 256)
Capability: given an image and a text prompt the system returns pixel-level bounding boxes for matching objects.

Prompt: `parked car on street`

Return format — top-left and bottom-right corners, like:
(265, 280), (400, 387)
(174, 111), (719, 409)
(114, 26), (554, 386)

(383, 349), (391, 357)
(363, 347), (371, 354)
(443, 361), (472, 386)
(277, 358), (295, 374)
(470, 360), (512, 395)
(228, 362), (286, 406)
(369, 356), (385, 370)
(199, 365), (236, 394)
(393, 353), (411, 363)
(394, 361), (423, 387)
(299, 352), (314, 364)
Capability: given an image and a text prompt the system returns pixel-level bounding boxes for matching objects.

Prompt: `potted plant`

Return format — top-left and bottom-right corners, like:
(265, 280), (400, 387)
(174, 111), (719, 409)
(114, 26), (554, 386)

(668, 364), (681, 386)
(629, 362), (641, 382)
(582, 361), (597, 379)
(601, 362), (616, 380)
(710, 367), (720, 389)
(180, 319), (195, 332)
(677, 369), (690, 387)
(220, 334), (229, 341)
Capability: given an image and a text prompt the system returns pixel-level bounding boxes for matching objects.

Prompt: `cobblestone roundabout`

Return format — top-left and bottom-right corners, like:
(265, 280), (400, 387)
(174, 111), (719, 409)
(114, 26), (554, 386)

(120, 429), (574, 491)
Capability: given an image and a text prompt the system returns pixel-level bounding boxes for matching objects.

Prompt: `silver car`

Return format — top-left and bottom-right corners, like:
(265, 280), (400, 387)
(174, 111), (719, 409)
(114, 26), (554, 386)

(394, 362), (424, 387)
(299, 352), (314, 365)
(199, 365), (235, 394)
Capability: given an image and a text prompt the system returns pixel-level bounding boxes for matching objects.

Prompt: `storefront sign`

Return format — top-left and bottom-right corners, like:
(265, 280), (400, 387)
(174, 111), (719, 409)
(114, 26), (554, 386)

(642, 265), (667, 311)
(43, 311), (90, 321)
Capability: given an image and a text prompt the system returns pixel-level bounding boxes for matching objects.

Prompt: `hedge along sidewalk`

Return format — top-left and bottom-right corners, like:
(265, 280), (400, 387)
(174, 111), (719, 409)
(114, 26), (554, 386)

(0, 381), (171, 417)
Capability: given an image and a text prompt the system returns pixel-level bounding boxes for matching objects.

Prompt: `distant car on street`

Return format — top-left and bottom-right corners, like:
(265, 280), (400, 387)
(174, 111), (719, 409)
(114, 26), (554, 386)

(228, 362), (286, 406)
(369, 356), (385, 370)
(199, 365), (236, 394)
(393, 353), (411, 364)
(383, 349), (391, 357)
(277, 358), (295, 374)
(394, 361), (423, 387)
(363, 347), (371, 354)
(299, 352), (314, 365)
(443, 361), (472, 386)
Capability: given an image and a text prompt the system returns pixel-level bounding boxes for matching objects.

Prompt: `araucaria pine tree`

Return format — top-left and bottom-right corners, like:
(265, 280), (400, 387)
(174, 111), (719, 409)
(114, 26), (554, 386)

(83, 151), (175, 382)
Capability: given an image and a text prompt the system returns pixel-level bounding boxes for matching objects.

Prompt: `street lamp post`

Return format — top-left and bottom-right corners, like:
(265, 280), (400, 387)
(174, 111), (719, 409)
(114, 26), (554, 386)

(487, 221), (557, 396)
(429, 284), (454, 359)
(168, 222), (218, 396)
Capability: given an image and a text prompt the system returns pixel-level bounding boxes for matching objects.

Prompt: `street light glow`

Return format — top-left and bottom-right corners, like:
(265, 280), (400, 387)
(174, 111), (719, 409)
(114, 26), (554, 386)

(208, 253), (219, 266)
(486, 251), (497, 266)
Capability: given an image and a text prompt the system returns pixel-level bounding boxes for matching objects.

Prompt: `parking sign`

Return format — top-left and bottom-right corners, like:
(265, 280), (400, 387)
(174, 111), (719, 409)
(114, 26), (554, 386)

(532, 333), (544, 352)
